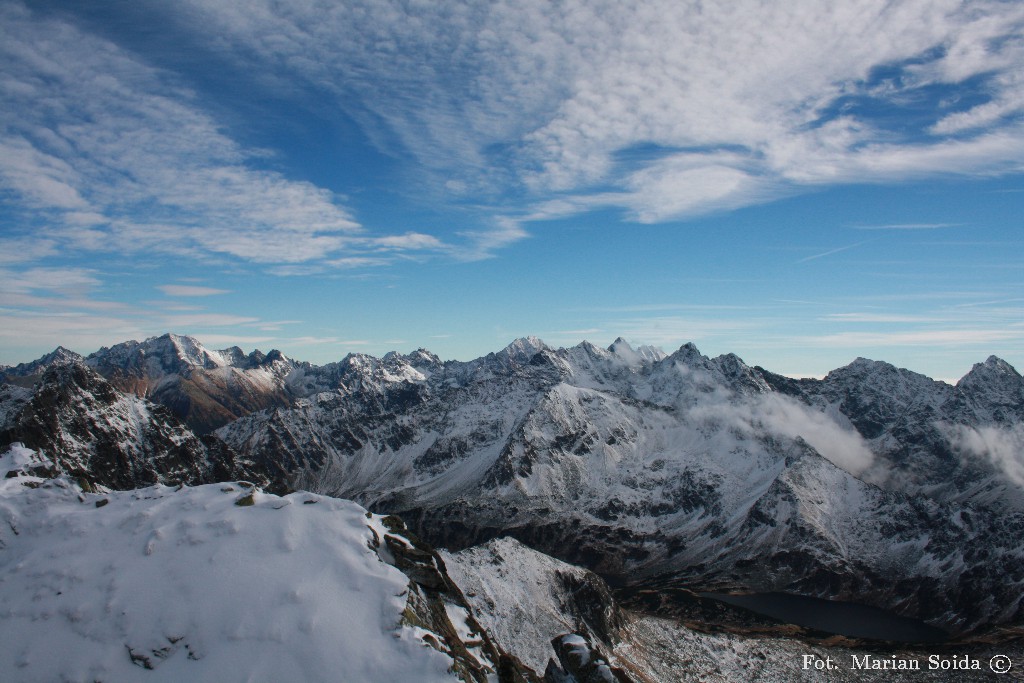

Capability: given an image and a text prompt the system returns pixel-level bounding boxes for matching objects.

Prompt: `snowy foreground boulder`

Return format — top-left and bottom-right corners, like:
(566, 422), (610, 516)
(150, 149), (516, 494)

(0, 447), (526, 683)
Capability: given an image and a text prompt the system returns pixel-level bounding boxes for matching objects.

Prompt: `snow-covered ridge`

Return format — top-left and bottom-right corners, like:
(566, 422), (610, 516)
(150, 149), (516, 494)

(0, 467), (481, 682)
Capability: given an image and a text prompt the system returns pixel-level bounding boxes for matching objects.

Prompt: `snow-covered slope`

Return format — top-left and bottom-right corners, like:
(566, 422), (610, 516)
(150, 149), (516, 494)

(0, 452), (521, 683)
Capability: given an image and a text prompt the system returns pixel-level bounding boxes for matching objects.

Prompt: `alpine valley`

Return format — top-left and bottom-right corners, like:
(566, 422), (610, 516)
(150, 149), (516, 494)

(1, 333), (1022, 682)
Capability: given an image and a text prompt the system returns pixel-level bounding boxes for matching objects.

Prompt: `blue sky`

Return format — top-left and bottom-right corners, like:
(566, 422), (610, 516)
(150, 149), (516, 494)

(1, 0), (1022, 380)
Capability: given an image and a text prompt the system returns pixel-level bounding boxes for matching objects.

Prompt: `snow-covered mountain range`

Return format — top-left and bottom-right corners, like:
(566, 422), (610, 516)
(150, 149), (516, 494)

(2, 332), (1023, 680)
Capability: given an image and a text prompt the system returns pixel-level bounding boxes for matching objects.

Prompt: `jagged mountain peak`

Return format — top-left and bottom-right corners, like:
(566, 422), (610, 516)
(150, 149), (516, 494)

(609, 336), (631, 349)
(666, 341), (705, 366)
(572, 340), (608, 357)
(708, 352), (771, 394)
(38, 358), (109, 391)
(154, 332), (226, 369)
(263, 348), (287, 363)
(407, 348), (442, 366)
(959, 355), (1021, 385)
(824, 356), (939, 391)
(0, 345), (85, 382)
(636, 344), (667, 363)
(88, 333), (291, 376)
(45, 345), (81, 361)
(835, 356), (890, 374)
(951, 355), (1024, 422)
(380, 348), (441, 369)
(86, 332), (221, 376)
(217, 345), (248, 366)
(0, 362), (252, 490)
(605, 337), (667, 368)
(499, 336), (548, 361)
(606, 336), (637, 358)
(75, 335), (301, 433)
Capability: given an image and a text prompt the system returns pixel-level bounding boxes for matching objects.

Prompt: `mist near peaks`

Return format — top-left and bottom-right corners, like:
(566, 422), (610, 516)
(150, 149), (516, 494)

(941, 422), (1024, 488)
(683, 386), (877, 478)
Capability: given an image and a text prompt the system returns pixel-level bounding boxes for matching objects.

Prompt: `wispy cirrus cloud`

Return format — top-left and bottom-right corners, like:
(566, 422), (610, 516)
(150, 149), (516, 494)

(799, 328), (1023, 348)
(853, 223), (963, 231)
(609, 315), (763, 350)
(173, 0), (1024, 233)
(0, 267), (101, 293)
(796, 242), (870, 264)
(821, 313), (952, 324)
(0, 2), (450, 270)
(0, 237), (58, 265)
(6, 1), (1024, 264)
(157, 285), (230, 297)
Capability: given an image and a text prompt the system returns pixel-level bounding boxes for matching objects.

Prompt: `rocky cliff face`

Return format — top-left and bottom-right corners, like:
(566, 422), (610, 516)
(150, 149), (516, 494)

(0, 362), (266, 491)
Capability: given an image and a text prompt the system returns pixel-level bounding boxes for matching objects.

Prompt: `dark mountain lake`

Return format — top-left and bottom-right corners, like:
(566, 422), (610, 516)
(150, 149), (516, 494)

(700, 592), (949, 642)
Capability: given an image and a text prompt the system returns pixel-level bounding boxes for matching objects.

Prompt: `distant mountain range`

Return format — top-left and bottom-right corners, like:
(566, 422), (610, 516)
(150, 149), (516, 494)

(2, 333), (1023, 679)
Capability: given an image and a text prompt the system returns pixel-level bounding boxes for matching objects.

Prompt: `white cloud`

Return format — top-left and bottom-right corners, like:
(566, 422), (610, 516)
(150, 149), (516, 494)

(158, 285), (230, 297)
(0, 137), (89, 210)
(174, 0), (1024, 227)
(613, 159), (777, 224)
(688, 390), (876, 476)
(192, 334), (276, 348)
(324, 256), (394, 269)
(610, 315), (762, 349)
(279, 336), (343, 346)
(0, 237), (57, 265)
(800, 328), (1023, 347)
(0, 311), (149, 355)
(5, 0), (1024, 273)
(160, 313), (261, 328)
(797, 242), (868, 264)
(821, 313), (951, 323)
(363, 233), (445, 251)
(0, 3), (448, 268)
(853, 223), (961, 230)
(755, 395), (877, 476)
(940, 423), (1024, 487)
(455, 217), (530, 261)
(0, 267), (101, 293)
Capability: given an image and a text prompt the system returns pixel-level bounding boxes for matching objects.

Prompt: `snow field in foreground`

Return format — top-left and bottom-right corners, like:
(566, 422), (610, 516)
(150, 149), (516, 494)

(0, 467), (459, 682)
